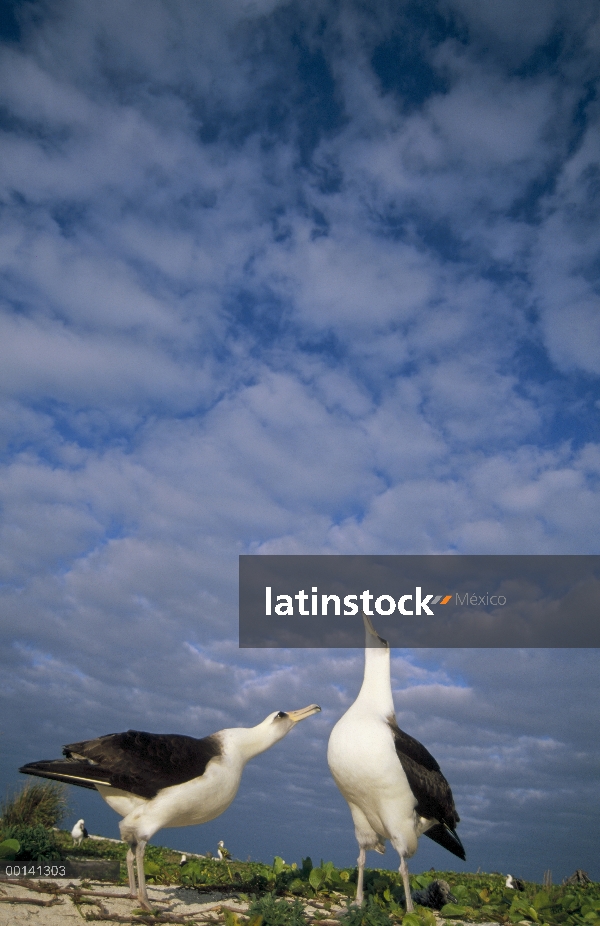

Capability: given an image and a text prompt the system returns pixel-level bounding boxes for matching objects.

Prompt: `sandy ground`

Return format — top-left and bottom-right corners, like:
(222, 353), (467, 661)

(0, 879), (252, 924)
(0, 876), (495, 925)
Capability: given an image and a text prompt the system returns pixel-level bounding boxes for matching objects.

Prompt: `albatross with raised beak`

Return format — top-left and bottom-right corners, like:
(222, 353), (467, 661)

(327, 615), (464, 911)
(20, 704), (320, 911)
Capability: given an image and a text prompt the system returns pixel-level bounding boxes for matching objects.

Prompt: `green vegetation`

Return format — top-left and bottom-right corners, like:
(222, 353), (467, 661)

(53, 829), (130, 861)
(0, 781), (67, 861)
(117, 851), (600, 926)
(10, 825), (600, 926)
(2, 796), (599, 926)
(0, 780), (68, 828)
(246, 894), (308, 926)
(0, 824), (61, 861)
(0, 837), (20, 859)
(157, 856), (600, 926)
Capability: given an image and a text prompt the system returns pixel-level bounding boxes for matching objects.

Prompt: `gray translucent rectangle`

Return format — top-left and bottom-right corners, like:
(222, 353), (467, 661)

(238, 555), (600, 647)
(0, 859), (120, 879)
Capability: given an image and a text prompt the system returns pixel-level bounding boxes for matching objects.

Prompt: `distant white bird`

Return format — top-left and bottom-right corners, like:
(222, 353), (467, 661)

(179, 854), (187, 867)
(327, 615), (464, 911)
(20, 704), (320, 911)
(70, 818), (88, 846)
(506, 874), (525, 890)
(217, 840), (231, 860)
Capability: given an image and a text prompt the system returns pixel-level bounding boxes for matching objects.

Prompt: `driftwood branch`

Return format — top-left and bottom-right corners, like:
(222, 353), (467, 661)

(0, 894), (63, 906)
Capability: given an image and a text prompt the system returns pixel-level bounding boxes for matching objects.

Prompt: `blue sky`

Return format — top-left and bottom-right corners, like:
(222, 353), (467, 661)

(1, 0), (599, 883)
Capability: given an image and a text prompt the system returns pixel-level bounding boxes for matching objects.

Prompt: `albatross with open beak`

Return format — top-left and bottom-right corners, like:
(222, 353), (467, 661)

(20, 704), (321, 911)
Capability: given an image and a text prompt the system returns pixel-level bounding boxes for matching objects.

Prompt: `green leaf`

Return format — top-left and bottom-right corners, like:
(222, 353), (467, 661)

(273, 856), (285, 875)
(425, 911), (438, 926)
(414, 907), (437, 926)
(453, 885), (477, 905)
(440, 903), (468, 918)
(0, 838), (20, 859)
(309, 867), (324, 890)
(534, 892), (552, 911)
(289, 879), (305, 893)
(413, 875), (433, 890)
(403, 914), (424, 926)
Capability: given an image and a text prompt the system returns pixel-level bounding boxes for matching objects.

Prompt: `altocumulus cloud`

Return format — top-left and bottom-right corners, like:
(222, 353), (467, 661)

(1, 0), (599, 881)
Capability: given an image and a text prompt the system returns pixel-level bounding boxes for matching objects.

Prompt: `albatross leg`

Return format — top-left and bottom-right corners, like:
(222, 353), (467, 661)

(135, 840), (152, 912)
(125, 845), (137, 898)
(356, 848), (366, 905)
(400, 856), (414, 913)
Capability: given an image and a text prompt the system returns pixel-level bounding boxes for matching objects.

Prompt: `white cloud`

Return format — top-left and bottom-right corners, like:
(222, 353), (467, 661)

(532, 122), (600, 375)
(428, 76), (555, 168)
(1, 0), (599, 881)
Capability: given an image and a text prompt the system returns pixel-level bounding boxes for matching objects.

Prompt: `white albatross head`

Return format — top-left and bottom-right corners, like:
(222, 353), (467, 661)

(260, 704), (322, 740)
(228, 704), (321, 762)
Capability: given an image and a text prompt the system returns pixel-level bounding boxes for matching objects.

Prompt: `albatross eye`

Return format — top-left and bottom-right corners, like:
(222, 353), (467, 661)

(276, 711), (287, 719)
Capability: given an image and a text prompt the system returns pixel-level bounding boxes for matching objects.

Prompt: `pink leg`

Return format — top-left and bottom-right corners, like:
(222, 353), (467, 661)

(400, 856), (413, 913)
(355, 848), (366, 905)
(135, 840), (152, 912)
(126, 846), (137, 898)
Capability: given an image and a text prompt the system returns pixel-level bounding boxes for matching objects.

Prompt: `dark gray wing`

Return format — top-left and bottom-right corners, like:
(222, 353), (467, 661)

(387, 715), (465, 860)
(20, 758), (108, 791)
(20, 729), (222, 799)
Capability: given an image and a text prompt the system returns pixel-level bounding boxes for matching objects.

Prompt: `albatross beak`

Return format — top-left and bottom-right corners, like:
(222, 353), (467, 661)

(363, 613), (389, 647)
(286, 704), (321, 723)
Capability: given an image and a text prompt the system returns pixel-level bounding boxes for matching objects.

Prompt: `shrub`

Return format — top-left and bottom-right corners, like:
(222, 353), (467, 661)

(1, 824), (61, 862)
(246, 893), (307, 926)
(339, 897), (397, 926)
(1, 781), (68, 828)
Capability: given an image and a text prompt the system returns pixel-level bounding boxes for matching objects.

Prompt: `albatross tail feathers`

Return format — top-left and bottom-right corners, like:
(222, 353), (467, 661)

(424, 822), (466, 861)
